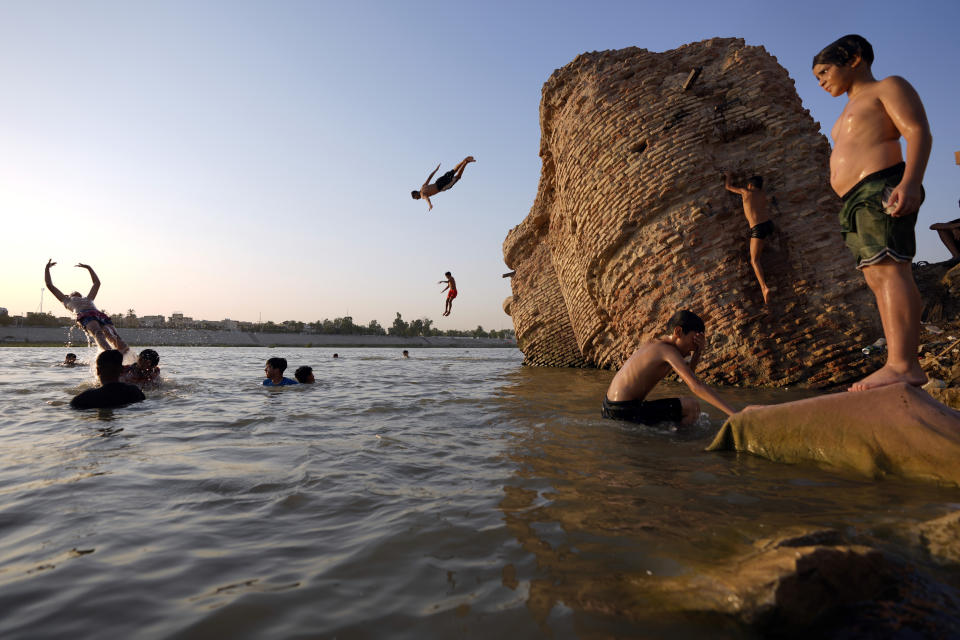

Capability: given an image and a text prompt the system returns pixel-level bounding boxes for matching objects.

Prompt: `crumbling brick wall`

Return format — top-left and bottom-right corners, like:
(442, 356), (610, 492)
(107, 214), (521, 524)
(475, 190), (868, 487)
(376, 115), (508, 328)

(503, 38), (880, 387)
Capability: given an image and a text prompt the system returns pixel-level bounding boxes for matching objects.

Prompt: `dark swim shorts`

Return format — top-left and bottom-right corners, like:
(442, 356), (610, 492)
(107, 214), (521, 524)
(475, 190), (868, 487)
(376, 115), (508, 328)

(749, 219), (774, 240)
(601, 396), (682, 425)
(838, 162), (924, 268)
(76, 309), (113, 328)
(435, 170), (459, 192)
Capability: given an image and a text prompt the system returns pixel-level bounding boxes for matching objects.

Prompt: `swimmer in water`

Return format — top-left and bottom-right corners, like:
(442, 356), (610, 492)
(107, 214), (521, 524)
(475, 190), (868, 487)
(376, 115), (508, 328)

(70, 349), (145, 409)
(602, 310), (736, 426)
(121, 349), (161, 386)
(263, 357), (298, 386)
(411, 156), (475, 211)
(294, 366), (315, 383)
(402, 350), (410, 359)
(44, 260), (130, 355)
(62, 353), (78, 367)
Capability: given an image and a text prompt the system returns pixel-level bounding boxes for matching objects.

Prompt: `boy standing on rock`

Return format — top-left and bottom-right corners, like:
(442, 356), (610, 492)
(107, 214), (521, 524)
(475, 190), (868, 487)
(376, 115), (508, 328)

(725, 172), (773, 304)
(812, 34), (931, 391)
(602, 310), (736, 426)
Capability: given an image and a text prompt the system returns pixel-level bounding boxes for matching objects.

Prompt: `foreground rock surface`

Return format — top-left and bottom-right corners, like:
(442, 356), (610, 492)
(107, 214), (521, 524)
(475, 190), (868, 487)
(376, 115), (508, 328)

(707, 383), (960, 485)
(650, 527), (960, 637)
(502, 37), (880, 387)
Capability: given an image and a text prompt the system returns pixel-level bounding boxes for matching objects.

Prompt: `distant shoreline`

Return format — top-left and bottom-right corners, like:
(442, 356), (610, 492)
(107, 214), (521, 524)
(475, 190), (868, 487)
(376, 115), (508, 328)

(0, 326), (518, 349)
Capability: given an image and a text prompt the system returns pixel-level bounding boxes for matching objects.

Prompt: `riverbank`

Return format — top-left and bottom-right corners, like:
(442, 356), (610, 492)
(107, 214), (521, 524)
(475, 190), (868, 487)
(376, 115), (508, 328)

(0, 326), (517, 349)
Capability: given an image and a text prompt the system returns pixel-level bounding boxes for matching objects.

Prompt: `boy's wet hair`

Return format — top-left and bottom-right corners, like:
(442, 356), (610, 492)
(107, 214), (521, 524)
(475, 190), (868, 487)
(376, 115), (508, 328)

(813, 34), (874, 68)
(294, 366), (313, 383)
(65, 353), (77, 360)
(445, 271), (451, 276)
(266, 357), (287, 372)
(666, 310), (705, 335)
(748, 175), (763, 189)
(97, 349), (124, 376)
(411, 190), (421, 200)
(139, 349), (159, 367)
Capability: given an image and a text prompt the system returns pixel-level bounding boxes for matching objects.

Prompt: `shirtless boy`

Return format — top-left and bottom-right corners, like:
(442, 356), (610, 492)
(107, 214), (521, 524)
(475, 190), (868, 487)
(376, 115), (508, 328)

(44, 260), (130, 354)
(412, 156), (475, 211)
(725, 173), (773, 303)
(812, 34), (931, 391)
(930, 209), (960, 264)
(439, 271), (457, 316)
(602, 310), (735, 426)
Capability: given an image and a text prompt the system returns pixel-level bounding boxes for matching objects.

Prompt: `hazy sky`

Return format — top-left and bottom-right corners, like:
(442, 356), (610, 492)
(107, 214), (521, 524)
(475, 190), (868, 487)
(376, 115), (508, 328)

(2, 0), (958, 329)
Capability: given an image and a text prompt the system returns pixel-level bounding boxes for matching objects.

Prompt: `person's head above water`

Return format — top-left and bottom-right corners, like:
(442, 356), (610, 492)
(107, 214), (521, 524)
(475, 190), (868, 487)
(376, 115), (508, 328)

(138, 349), (159, 369)
(294, 366), (314, 383)
(812, 34), (874, 69)
(96, 349), (124, 383)
(747, 175), (763, 190)
(264, 357), (287, 380)
(64, 353), (77, 365)
(411, 190), (421, 200)
(332, 353), (338, 359)
(402, 350), (409, 358)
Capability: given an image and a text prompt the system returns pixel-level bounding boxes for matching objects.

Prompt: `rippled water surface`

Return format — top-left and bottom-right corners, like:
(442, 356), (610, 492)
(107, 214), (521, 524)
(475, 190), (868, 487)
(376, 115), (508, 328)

(1, 346), (958, 639)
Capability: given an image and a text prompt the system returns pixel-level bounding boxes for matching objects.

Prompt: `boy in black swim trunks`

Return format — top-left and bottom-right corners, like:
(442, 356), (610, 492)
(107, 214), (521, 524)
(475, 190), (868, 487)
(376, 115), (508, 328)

(411, 156), (475, 211)
(812, 34), (931, 392)
(602, 310), (735, 426)
(725, 173), (773, 304)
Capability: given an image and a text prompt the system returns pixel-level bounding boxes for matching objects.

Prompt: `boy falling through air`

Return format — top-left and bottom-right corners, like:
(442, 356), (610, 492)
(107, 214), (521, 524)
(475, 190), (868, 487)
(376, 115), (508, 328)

(813, 34), (931, 391)
(602, 310), (735, 426)
(725, 173), (773, 304)
(412, 157), (475, 211)
(44, 260), (130, 354)
(439, 271), (457, 316)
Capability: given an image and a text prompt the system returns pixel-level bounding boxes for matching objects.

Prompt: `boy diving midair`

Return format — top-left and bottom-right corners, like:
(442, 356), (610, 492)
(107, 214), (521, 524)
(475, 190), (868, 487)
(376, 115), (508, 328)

(44, 260), (130, 355)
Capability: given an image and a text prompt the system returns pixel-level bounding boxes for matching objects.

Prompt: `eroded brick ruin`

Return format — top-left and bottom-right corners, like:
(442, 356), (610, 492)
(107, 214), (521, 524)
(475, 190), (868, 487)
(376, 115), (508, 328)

(502, 38), (881, 387)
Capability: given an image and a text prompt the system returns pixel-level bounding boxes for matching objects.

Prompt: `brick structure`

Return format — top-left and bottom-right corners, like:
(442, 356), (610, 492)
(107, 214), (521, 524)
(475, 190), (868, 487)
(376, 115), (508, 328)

(503, 38), (882, 388)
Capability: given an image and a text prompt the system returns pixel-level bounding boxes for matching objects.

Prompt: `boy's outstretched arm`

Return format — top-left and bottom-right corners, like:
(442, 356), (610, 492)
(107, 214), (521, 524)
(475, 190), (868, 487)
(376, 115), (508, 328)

(423, 163), (441, 187)
(723, 172), (746, 195)
(663, 348), (736, 416)
(44, 259), (66, 302)
(880, 76), (932, 217)
(76, 263), (101, 300)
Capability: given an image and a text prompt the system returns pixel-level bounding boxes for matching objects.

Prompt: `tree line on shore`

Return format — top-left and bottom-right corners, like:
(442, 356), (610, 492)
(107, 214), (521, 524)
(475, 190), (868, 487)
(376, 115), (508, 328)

(1, 309), (515, 340)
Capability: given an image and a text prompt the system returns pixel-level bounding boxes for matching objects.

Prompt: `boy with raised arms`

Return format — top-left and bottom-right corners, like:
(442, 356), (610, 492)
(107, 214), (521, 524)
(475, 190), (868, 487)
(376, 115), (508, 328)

(725, 172), (773, 304)
(44, 260), (130, 355)
(812, 34), (931, 391)
(602, 310), (735, 426)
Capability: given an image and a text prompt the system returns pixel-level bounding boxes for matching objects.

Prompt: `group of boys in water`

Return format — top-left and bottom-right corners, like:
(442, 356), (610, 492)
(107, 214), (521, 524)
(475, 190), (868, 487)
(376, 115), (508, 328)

(53, 35), (940, 428)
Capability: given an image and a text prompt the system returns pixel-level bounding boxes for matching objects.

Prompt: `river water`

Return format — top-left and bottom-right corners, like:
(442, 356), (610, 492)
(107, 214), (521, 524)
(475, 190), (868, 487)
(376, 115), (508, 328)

(1, 346), (957, 638)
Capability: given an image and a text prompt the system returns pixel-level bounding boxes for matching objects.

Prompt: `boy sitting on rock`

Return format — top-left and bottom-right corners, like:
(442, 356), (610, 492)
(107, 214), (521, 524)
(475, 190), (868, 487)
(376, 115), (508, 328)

(602, 310), (735, 426)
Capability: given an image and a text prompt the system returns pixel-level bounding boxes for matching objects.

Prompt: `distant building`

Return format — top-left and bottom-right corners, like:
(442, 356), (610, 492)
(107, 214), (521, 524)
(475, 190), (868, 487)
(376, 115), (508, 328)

(168, 313), (199, 329)
(220, 318), (239, 331)
(139, 315), (165, 327)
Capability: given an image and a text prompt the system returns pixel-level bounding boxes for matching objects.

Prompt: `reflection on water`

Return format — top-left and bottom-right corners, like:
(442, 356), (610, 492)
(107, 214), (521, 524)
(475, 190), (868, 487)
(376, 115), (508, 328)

(494, 366), (960, 636)
(0, 347), (957, 638)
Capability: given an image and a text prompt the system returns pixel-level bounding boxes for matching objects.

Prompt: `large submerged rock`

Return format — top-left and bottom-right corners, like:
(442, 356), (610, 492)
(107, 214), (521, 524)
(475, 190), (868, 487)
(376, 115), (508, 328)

(502, 38), (881, 387)
(707, 384), (960, 485)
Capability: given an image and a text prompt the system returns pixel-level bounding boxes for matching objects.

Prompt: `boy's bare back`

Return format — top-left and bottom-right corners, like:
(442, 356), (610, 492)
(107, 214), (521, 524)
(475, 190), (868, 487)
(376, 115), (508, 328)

(606, 341), (680, 402)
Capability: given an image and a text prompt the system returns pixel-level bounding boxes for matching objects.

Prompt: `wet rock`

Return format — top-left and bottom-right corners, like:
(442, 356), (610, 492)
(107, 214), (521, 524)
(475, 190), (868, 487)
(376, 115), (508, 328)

(706, 383), (960, 485)
(914, 511), (960, 567)
(649, 528), (960, 636)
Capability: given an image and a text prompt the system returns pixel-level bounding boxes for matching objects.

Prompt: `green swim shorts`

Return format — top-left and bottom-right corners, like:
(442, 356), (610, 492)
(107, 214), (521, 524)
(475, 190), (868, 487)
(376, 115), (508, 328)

(838, 162), (923, 269)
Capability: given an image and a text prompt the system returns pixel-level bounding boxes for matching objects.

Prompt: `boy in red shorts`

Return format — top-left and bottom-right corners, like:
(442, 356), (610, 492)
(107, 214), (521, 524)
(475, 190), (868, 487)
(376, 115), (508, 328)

(439, 271), (457, 316)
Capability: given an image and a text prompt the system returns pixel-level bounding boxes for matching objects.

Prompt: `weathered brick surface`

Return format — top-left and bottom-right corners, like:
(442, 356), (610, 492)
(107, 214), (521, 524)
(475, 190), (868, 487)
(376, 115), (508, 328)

(503, 38), (880, 387)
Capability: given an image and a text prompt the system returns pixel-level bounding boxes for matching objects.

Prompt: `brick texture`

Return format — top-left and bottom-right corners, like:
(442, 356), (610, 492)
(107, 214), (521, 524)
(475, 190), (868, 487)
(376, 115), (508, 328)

(502, 38), (881, 388)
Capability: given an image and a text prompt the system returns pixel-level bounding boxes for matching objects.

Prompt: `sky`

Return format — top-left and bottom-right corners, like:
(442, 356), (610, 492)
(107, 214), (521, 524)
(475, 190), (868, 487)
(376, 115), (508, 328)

(1, 0), (958, 330)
